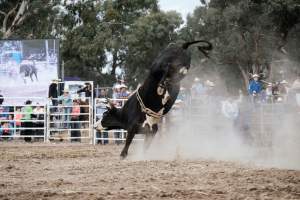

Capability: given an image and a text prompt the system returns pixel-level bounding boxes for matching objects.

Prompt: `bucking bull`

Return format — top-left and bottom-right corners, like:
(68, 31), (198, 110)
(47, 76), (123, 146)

(95, 41), (212, 158)
(19, 60), (38, 83)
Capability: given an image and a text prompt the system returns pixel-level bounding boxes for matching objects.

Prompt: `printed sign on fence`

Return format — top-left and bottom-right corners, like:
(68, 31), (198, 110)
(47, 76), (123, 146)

(0, 39), (59, 105)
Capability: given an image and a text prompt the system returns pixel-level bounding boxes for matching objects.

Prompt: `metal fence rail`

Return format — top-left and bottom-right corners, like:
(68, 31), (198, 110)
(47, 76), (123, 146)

(0, 104), (47, 142)
(47, 102), (93, 143)
(1, 95), (298, 146)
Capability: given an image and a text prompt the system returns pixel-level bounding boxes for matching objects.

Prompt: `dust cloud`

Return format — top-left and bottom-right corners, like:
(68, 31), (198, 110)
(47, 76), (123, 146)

(128, 91), (300, 170)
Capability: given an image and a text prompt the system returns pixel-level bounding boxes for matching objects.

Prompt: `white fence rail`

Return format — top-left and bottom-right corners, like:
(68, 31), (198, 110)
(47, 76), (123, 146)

(47, 101), (93, 143)
(0, 104), (47, 142)
(1, 95), (297, 145)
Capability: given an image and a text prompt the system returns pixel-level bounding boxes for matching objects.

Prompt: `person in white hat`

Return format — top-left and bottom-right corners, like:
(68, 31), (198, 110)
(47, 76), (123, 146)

(278, 80), (289, 101)
(265, 83), (273, 103)
(248, 74), (262, 102)
(58, 88), (72, 128)
(119, 84), (129, 100)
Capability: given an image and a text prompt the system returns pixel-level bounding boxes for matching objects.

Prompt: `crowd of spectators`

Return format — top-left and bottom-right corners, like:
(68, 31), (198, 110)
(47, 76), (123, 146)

(2, 71), (300, 143)
(0, 96), (46, 141)
(248, 73), (291, 104)
(48, 80), (93, 142)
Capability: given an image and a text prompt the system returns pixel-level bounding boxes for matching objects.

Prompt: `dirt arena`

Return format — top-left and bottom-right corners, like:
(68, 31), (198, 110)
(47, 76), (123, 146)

(0, 143), (299, 200)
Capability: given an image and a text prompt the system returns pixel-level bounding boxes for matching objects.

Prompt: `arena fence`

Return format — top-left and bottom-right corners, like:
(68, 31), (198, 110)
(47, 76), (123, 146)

(0, 103), (47, 142)
(0, 95), (297, 145)
(47, 97), (93, 143)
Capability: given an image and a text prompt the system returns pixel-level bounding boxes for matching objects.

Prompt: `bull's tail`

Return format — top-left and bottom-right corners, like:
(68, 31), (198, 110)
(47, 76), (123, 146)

(182, 40), (213, 58)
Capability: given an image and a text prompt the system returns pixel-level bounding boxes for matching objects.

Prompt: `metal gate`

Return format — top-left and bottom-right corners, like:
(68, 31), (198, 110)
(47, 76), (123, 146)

(47, 97), (93, 143)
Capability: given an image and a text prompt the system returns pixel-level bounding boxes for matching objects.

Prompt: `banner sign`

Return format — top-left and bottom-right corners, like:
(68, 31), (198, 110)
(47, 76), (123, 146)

(0, 39), (59, 105)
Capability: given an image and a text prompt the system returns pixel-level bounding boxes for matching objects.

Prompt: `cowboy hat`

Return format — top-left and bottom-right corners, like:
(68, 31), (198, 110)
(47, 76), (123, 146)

(252, 74), (259, 78)
(206, 80), (215, 87)
(51, 78), (61, 82)
(119, 84), (127, 88)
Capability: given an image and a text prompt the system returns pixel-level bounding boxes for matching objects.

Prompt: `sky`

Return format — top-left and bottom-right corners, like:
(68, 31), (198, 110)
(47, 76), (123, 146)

(159, 0), (202, 21)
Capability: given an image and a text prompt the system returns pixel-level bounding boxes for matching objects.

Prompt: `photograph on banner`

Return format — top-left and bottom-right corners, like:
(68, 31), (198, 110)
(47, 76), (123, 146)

(0, 39), (59, 105)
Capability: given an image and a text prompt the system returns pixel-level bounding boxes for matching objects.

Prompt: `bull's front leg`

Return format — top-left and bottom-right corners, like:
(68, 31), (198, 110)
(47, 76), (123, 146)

(120, 125), (138, 159)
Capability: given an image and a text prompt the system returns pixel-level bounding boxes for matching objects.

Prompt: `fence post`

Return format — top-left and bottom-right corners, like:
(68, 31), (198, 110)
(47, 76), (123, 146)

(93, 98), (96, 145)
(44, 104), (47, 143)
(46, 104), (50, 142)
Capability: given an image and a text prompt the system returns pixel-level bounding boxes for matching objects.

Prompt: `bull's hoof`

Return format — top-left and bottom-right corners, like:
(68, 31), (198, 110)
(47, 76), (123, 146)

(120, 151), (127, 159)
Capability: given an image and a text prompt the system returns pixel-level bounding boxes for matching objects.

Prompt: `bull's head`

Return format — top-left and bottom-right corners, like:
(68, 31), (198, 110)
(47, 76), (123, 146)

(154, 40), (212, 83)
(94, 99), (124, 131)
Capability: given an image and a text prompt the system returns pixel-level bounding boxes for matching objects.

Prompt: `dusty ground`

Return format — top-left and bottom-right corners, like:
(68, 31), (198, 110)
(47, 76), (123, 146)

(0, 143), (299, 200)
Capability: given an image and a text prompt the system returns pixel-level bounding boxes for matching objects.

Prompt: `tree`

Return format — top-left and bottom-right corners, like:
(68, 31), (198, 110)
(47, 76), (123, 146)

(182, 0), (300, 93)
(60, 0), (161, 86)
(124, 11), (183, 86)
(0, 0), (60, 39)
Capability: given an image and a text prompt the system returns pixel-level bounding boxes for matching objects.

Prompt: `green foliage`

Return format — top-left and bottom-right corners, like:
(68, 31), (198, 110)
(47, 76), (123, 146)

(125, 11), (183, 86)
(1, 0), (299, 92)
(0, 0), (60, 39)
(181, 0), (300, 93)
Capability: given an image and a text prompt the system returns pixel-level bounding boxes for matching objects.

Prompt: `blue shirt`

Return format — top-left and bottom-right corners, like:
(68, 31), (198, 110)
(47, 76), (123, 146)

(58, 95), (72, 106)
(248, 80), (262, 94)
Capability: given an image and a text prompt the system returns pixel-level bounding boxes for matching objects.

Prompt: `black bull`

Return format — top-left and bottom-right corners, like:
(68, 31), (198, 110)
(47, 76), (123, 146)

(95, 41), (212, 158)
(20, 63), (38, 83)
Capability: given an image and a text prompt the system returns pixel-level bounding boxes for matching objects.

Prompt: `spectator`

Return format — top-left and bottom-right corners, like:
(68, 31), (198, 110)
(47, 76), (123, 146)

(115, 84), (129, 144)
(191, 77), (206, 97)
(119, 84), (129, 100)
(0, 90), (3, 105)
(14, 107), (22, 132)
(98, 89), (108, 98)
(205, 80), (216, 96)
(0, 106), (9, 120)
(48, 79), (59, 120)
(58, 88), (72, 128)
(95, 99), (108, 144)
(0, 122), (13, 141)
(265, 83), (273, 103)
(78, 97), (89, 136)
(33, 104), (45, 137)
(21, 100), (33, 142)
(221, 97), (240, 120)
(292, 75), (300, 89)
(112, 84), (121, 99)
(0, 94), (9, 120)
(70, 99), (81, 142)
(77, 82), (92, 98)
(248, 74), (262, 103)
(49, 79), (59, 105)
(279, 80), (288, 101)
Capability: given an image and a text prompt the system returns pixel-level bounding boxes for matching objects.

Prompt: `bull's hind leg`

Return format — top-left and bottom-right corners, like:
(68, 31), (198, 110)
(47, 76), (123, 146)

(30, 73), (34, 82)
(144, 124), (158, 150)
(33, 71), (38, 81)
(120, 126), (138, 159)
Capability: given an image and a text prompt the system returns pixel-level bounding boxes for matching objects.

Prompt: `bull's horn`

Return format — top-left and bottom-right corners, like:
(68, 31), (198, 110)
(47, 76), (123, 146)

(105, 98), (115, 109)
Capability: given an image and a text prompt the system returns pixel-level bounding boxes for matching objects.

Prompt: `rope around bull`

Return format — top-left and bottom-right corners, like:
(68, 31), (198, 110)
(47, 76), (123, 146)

(136, 87), (163, 119)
